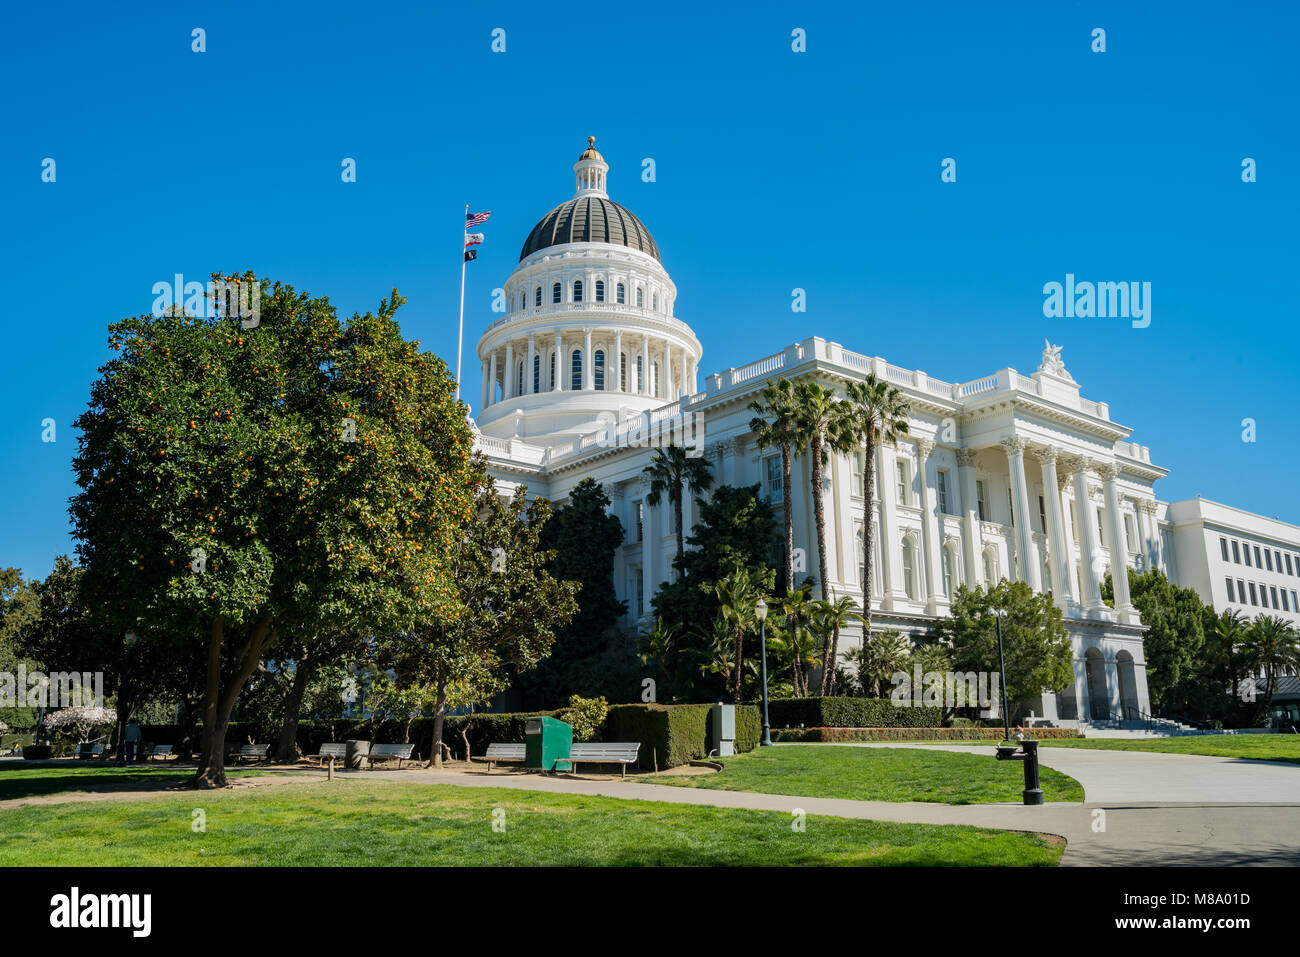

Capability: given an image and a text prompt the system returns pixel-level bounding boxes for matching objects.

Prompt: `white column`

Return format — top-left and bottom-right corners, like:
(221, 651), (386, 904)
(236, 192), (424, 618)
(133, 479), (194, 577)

(487, 352), (498, 407)
(1068, 457), (1104, 611)
(504, 342), (514, 399)
(834, 450), (855, 592)
(554, 332), (564, 392)
(641, 336), (650, 397)
(1099, 463), (1138, 623)
(879, 443), (907, 607)
(916, 440), (943, 613)
(1034, 447), (1075, 610)
(689, 357), (698, 395)
(583, 328), (593, 391)
(956, 449), (983, 587)
(613, 331), (623, 393)
(1001, 437), (1042, 591)
(526, 336), (536, 395)
(479, 357), (490, 411)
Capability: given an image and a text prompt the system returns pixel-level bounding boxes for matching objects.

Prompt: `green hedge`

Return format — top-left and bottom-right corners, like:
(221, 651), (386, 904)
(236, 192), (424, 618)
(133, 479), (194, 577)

(769, 726), (1082, 742)
(768, 697), (944, 728)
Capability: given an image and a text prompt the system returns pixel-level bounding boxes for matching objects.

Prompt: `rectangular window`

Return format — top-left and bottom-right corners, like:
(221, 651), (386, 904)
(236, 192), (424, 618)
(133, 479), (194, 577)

(1239, 579), (1247, 602)
(1225, 578), (1236, 602)
(1289, 554), (1295, 576)
(1265, 549), (1274, 572)
(1271, 586), (1280, 608)
(635, 501), (644, 542)
(1220, 537), (1230, 561)
(1244, 545), (1252, 567)
(896, 461), (909, 505)
(937, 469), (950, 514)
(1248, 582), (1258, 606)
(852, 452), (865, 498)
(1282, 589), (1290, 612)
(976, 481), (987, 522)
(1038, 495), (1047, 535)
(1232, 540), (1241, 563)
(1275, 550), (1283, 572)
(1292, 590), (1298, 611)
(1254, 545), (1262, 566)
(765, 456), (783, 504)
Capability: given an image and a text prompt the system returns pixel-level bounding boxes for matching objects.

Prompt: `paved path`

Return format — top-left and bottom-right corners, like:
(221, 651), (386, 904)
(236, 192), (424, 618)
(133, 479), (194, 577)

(814, 742), (1300, 804)
(283, 751), (1300, 866)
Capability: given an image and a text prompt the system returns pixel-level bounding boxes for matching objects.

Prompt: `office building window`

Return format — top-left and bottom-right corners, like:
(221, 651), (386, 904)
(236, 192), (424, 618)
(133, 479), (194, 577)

(1244, 544), (1252, 567)
(1289, 554), (1295, 576)
(1265, 549), (1274, 572)
(1248, 582), (1258, 606)
(765, 457), (783, 504)
(1226, 578), (1236, 602)
(1254, 545), (1263, 566)
(1282, 590), (1291, 612)
(1271, 586), (1280, 608)
(1232, 541), (1241, 563)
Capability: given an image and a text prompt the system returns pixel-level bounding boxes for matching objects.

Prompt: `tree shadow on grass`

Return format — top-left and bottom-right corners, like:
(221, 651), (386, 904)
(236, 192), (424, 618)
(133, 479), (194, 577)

(0, 767), (203, 801)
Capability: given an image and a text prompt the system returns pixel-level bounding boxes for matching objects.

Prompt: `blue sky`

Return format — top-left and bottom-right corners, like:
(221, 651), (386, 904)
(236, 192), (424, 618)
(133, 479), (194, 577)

(3, 0), (1297, 580)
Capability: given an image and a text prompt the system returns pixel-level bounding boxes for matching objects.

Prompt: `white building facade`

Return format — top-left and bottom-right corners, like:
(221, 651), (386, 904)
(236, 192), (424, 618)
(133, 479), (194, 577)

(470, 139), (1219, 726)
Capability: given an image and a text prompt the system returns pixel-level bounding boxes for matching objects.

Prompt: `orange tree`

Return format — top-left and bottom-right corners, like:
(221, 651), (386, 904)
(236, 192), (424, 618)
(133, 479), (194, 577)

(70, 275), (476, 787)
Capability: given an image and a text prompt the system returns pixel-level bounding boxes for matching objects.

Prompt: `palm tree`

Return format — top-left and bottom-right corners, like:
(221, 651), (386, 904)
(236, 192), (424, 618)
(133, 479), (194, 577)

(643, 444), (714, 573)
(712, 567), (761, 703)
(813, 592), (862, 696)
(1211, 609), (1249, 699)
(839, 374), (910, 693)
(773, 579), (820, 695)
(1243, 615), (1300, 719)
(791, 381), (854, 693)
(749, 377), (804, 596)
(849, 629), (911, 697)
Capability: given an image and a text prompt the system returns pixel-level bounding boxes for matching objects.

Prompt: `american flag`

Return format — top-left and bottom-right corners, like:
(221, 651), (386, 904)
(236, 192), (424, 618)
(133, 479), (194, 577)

(465, 210), (491, 228)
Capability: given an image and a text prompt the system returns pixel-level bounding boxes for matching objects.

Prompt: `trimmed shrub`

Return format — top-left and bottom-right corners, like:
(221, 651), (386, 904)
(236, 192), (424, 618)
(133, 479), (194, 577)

(769, 726), (1081, 742)
(768, 697), (943, 729)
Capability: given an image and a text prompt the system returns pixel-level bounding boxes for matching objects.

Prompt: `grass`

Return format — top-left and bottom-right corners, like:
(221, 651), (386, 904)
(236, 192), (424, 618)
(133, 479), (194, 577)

(0, 778), (1062, 866)
(0, 763), (260, 801)
(640, 745), (1084, 804)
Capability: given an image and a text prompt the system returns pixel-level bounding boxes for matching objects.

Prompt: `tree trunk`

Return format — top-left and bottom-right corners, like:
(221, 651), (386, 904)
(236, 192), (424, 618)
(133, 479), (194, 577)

(861, 432), (878, 680)
(427, 678), (448, 769)
(810, 434), (833, 695)
(193, 613), (274, 789)
(733, 628), (744, 704)
(274, 654), (316, 763)
(781, 444), (794, 595)
(673, 484), (685, 571)
(827, 601), (842, 696)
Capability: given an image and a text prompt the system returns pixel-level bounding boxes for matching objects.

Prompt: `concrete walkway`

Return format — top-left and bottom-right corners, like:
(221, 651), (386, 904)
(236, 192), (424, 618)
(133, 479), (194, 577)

(286, 752), (1300, 866)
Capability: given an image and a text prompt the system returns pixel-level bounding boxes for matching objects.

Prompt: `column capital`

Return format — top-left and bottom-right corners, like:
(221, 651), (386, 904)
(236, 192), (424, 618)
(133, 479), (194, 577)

(954, 448), (977, 467)
(915, 438), (934, 458)
(1032, 446), (1060, 467)
(1136, 498), (1159, 515)
(999, 435), (1028, 455)
(1060, 453), (1091, 477)
(1095, 461), (1121, 481)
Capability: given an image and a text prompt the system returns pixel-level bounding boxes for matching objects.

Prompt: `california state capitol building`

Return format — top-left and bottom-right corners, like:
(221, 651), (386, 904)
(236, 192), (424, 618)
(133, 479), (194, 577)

(469, 138), (1300, 728)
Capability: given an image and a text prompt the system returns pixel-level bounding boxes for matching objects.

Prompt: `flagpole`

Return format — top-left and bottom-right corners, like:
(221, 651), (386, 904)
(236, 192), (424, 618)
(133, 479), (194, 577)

(456, 203), (467, 406)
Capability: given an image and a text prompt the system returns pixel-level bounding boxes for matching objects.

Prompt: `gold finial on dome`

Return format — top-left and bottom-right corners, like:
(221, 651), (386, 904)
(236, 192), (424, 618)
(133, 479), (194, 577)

(588, 135), (595, 147)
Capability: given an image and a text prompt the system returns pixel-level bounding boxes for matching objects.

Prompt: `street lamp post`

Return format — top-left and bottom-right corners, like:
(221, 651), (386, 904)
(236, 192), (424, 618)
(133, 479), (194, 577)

(993, 609), (1011, 743)
(756, 598), (772, 746)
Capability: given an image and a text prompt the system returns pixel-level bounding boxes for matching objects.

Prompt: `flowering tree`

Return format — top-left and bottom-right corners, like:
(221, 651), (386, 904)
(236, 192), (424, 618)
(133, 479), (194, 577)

(43, 706), (117, 743)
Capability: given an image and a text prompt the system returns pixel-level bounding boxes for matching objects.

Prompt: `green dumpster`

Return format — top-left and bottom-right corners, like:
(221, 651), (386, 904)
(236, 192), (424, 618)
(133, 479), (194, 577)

(525, 716), (573, 772)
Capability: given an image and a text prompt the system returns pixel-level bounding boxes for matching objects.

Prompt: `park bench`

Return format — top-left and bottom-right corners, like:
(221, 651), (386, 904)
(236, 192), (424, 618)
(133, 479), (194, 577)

(365, 743), (417, 770)
(471, 743), (526, 771)
(233, 743), (270, 764)
(313, 742), (348, 766)
(75, 743), (104, 760)
(560, 743), (641, 778)
(147, 744), (173, 762)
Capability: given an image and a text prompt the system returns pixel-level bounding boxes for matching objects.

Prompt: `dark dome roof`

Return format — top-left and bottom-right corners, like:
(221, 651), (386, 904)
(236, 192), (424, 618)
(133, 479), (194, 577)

(519, 196), (660, 263)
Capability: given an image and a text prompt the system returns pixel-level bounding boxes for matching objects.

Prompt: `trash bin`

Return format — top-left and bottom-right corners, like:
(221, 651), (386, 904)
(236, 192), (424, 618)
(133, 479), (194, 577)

(524, 716), (572, 772)
(345, 739), (371, 770)
(710, 704), (736, 756)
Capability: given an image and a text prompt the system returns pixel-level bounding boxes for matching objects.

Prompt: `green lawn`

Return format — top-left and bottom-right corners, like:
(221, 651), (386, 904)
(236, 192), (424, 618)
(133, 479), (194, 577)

(0, 764), (260, 801)
(0, 778), (1063, 866)
(640, 745), (1084, 804)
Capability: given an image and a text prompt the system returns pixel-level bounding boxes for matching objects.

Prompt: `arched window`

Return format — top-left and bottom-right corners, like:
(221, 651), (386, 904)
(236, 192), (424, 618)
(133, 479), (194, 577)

(573, 280), (583, 303)
(552, 282), (561, 304)
(519, 292), (525, 312)
(620, 352), (628, 391)
(636, 287), (644, 308)
(617, 282), (626, 304)
(532, 355), (540, 394)
(535, 285), (542, 307)
(594, 350), (605, 390)
(595, 280), (605, 302)
(571, 349), (583, 390)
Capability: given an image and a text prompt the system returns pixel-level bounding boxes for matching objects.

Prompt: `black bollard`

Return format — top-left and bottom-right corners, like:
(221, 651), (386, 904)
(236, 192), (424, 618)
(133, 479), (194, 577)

(1020, 738), (1044, 806)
